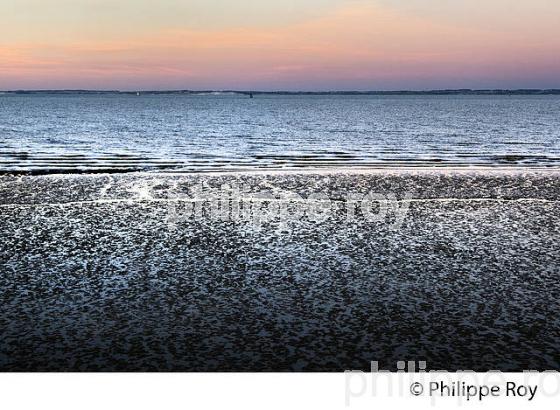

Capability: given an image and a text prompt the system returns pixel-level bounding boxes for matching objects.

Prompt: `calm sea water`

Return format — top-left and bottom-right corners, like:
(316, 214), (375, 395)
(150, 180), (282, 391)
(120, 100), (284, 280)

(1, 94), (559, 173)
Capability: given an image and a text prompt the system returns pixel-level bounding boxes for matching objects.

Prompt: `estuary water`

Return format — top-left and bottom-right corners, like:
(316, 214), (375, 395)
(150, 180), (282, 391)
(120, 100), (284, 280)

(1, 93), (559, 174)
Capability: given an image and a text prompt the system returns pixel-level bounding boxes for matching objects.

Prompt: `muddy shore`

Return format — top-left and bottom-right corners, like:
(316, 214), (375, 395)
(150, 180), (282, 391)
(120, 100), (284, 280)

(1, 168), (559, 371)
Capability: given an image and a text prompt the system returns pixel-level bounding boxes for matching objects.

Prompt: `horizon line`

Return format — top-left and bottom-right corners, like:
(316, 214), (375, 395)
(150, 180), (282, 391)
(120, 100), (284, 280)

(3, 88), (560, 94)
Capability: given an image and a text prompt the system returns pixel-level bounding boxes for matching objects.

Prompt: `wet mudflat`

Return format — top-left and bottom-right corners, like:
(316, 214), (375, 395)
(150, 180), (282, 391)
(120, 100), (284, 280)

(1, 168), (559, 371)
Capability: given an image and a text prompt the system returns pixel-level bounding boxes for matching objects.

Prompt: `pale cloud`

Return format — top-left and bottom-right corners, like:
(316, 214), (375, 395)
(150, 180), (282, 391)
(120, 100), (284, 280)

(2, 0), (341, 41)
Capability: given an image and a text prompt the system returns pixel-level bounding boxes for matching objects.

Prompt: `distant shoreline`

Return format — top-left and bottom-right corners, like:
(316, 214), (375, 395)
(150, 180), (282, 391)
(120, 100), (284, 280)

(2, 89), (560, 96)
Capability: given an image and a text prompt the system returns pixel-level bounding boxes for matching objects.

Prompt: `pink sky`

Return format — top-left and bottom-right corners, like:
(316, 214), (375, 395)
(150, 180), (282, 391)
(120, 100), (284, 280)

(1, 0), (559, 90)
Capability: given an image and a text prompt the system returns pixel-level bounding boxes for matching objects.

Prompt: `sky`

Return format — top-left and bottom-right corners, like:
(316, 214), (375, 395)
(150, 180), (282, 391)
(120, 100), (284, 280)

(1, 0), (559, 90)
